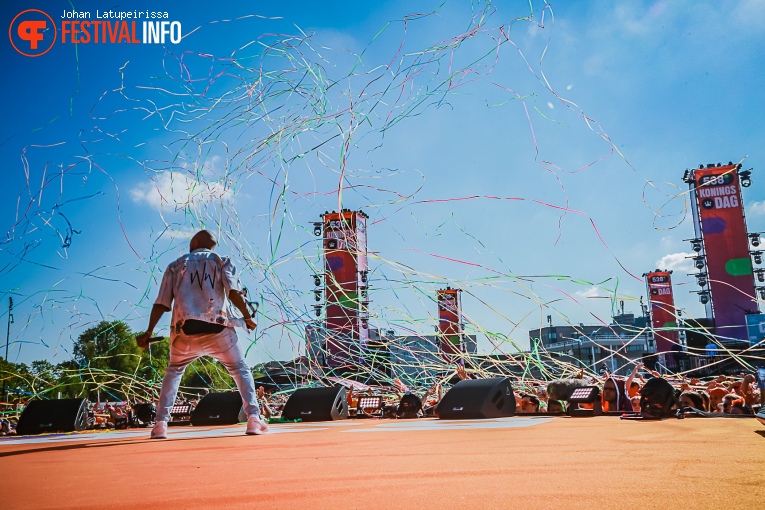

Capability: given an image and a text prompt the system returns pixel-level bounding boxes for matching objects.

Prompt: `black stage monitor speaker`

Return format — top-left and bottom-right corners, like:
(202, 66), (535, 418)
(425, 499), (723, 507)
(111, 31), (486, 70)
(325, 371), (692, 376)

(133, 403), (157, 427)
(190, 391), (243, 426)
(282, 385), (348, 422)
(396, 393), (423, 419)
(16, 398), (88, 435)
(132, 403), (156, 426)
(640, 377), (677, 419)
(436, 377), (516, 419)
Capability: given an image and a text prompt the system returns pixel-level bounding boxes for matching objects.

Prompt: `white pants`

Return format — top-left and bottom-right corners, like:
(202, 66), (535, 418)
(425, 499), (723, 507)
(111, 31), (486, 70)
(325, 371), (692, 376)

(155, 327), (260, 422)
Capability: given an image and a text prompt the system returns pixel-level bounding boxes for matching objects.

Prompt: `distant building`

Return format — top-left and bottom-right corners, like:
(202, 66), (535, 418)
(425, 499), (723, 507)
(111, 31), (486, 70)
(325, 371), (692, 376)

(528, 314), (654, 375)
(305, 323), (476, 385)
(389, 333), (477, 385)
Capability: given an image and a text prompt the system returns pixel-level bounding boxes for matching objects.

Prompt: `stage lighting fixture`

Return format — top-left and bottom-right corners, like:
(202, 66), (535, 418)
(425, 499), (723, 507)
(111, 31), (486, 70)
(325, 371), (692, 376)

(750, 233), (761, 248)
(312, 305), (322, 317)
(569, 386), (600, 403)
(756, 270), (765, 283)
(753, 252), (763, 265)
(356, 396), (383, 417)
(682, 169), (693, 183)
(358, 396), (382, 409)
(696, 272), (708, 287)
(691, 240), (702, 252)
(699, 291), (710, 305)
(758, 287), (765, 300)
(312, 222), (323, 236)
(694, 256), (705, 269)
(567, 386), (603, 416)
(360, 270), (368, 283)
(739, 169), (752, 188)
(314, 289), (322, 302)
(169, 404), (193, 424)
(313, 275), (321, 287)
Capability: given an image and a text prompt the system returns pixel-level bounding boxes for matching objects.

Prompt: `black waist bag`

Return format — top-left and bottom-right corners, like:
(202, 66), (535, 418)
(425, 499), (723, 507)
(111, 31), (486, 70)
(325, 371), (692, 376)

(181, 319), (226, 335)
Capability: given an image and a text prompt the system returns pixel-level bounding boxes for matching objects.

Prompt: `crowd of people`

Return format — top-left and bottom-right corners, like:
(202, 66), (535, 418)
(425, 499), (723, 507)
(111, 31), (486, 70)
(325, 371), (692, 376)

(0, 416), (16, 436)
(1, 363), (763, 436)
(341, 363), (765, 420)
(536, 363), (764, 416)
(86, 401), (128, 429)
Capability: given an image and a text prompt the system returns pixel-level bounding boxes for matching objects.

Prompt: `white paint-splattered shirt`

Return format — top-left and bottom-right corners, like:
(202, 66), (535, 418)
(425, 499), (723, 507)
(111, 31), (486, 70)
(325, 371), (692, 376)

(155, 248), (241, 335)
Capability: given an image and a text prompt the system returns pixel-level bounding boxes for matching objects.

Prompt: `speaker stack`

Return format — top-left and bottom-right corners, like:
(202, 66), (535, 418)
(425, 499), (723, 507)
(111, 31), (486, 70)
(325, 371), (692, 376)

(282, 385), (348, 422)
(436, 377), (516, 419)
(16, 398), (89, 435)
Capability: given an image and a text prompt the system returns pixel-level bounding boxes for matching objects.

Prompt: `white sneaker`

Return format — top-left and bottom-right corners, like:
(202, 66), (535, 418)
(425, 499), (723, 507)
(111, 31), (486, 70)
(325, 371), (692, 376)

(150, 421), (168, 439)
(246, 415), (269, 435)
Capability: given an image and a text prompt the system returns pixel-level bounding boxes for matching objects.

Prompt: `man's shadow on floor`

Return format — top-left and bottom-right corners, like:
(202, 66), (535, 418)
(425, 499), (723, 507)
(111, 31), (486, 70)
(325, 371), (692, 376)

(0, 433), (247, 458)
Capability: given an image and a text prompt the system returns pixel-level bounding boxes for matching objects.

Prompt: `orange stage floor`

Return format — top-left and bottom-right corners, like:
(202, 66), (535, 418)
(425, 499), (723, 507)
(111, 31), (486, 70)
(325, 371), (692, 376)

(2, 416), (764, 509)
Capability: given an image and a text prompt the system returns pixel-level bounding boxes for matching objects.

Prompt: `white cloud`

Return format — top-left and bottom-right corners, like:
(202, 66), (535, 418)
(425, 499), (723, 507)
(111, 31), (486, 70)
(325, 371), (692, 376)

(166, 227), (197, 240)
(659, 235), (675, 248)
(575, 286), (609, 298)
(655, 252), (694, 272)
(612, 3), (658, 36)
(733, 0), (765, 31)
(130, 171), (232, 212)
(527, 23), (543, 38)
(200, 155), (222, 178)
(748, 200), (765, 216)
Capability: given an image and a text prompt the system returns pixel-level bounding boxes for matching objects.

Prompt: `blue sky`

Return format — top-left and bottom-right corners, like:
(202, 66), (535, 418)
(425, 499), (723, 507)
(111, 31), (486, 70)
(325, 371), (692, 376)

(1, 0), (764, 366)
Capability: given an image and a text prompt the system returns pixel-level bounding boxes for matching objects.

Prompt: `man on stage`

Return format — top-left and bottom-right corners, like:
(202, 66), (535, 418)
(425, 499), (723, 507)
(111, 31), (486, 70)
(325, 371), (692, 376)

(136, 230), (268, 439)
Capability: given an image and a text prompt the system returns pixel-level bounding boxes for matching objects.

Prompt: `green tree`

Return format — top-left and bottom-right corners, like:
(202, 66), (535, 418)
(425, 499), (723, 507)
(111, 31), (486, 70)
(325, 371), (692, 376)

(67, 320), (263, 402)
(52, 359), (87, 399)
(181, 357), (235, 394)
(29, 360), (58, 397)
(73, 321), (140, 372)
(0, 357), (32, 400)
(71, 320), (171, 401)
